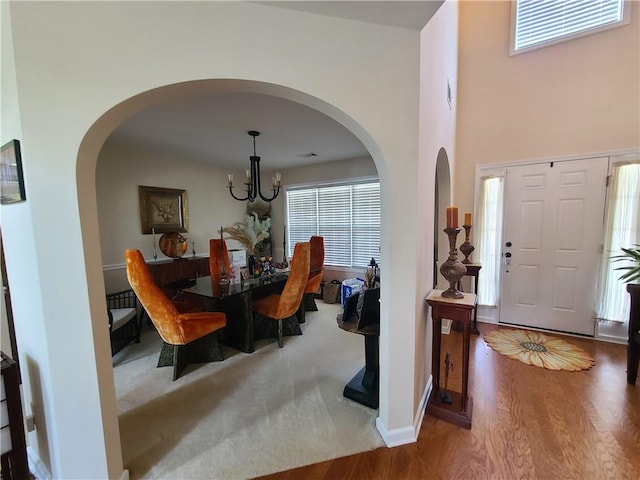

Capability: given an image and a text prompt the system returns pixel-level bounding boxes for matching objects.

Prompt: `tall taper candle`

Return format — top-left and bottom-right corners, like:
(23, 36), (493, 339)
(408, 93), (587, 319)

(152, 227), (157, 260)
(446, 206), (458, 228)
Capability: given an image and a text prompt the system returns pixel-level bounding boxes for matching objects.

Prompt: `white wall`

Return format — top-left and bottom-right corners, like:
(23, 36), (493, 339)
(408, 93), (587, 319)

(415, 0), (459, 432)
(455, 0), (640, 216)
(3, 2), (428, 477)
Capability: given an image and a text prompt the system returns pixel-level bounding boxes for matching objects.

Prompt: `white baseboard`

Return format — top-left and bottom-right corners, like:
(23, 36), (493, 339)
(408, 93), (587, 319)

(28, 446), (51, 480)
(376, 375), (433, 448)
(28, 446), (129, 480)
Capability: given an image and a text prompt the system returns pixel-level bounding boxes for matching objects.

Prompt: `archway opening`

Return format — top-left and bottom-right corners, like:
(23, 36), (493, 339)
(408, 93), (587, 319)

(77, 78), (389, 477)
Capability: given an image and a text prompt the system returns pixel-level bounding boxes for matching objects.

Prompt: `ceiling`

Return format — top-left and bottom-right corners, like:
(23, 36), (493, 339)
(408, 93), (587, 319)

(107, 1), (444, 170)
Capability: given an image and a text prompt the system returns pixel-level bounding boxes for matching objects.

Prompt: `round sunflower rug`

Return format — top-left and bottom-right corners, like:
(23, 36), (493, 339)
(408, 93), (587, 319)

(484, 329), (595, 371)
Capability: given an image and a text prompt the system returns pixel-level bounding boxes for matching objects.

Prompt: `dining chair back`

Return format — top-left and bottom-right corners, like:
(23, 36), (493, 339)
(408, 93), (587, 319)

(125, 249), (227, 380)
(209, 238), (231, 286)
(302, 236), (324, 315)
(251, 242), (310, 347)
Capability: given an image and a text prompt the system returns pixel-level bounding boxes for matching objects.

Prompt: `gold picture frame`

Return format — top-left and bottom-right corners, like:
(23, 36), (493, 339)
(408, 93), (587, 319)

(139, 185), (189, 234)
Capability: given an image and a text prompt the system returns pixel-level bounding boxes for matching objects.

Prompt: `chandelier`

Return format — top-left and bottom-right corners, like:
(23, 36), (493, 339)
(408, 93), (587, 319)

(227, 130), (281, 202)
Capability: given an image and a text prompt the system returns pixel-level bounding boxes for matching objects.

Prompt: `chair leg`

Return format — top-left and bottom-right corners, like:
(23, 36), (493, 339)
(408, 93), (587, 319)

(172, 345), (188, 381)
(134, 313), (142, 343)
(303, 293), (318, 312)
(277, 319), (284, 348)
(157, 332), (224, 381)
(297, 303), (306, 324)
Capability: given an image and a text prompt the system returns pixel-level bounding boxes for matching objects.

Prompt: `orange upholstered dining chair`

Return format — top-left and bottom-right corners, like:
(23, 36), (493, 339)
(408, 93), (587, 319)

(252, 242), (310, 347)
(125, 249), (227, 380)
(302, 235), (325, 315)
(209, 238), (231, 286)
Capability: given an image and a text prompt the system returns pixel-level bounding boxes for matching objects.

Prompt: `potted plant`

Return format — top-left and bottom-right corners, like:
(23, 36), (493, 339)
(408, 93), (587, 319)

(613, 244), (640, 284)
(613, 244), (640, 385)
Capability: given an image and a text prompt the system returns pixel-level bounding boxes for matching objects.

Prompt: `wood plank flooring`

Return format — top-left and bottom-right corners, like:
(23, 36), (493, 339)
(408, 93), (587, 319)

(258, 322), (640, 480)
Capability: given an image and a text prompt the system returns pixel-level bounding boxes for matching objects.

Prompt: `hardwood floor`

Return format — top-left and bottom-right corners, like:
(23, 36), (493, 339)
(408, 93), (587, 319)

(258, 322), (640, 480)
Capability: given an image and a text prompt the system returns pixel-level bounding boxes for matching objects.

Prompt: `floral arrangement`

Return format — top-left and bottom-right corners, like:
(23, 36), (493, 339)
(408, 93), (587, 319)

(223, 212), (271, 256)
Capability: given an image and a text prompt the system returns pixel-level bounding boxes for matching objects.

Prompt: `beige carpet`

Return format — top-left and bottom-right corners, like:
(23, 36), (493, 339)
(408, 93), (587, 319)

(113, 301), (384, 480)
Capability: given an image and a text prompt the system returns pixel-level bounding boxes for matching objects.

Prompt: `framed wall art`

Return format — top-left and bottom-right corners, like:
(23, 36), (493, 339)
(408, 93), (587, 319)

(1, 139), (26, 205)
(138, 185), (189, 234)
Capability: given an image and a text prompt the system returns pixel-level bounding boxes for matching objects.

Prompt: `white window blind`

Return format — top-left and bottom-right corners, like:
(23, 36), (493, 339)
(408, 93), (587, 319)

(512, 0), (627, 54)
(286, 181), (381, 268)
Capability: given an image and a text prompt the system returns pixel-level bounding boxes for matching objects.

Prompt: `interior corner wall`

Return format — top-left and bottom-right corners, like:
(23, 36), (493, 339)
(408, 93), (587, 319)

(455, 0), (640, 216)
(416, 0), (459, 429)
(5, 2), (421, 477)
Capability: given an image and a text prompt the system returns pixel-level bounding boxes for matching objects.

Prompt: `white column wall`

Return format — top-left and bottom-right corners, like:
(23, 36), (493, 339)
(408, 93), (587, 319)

(415, 0), (459, 430)
(3, 2), (432, 477)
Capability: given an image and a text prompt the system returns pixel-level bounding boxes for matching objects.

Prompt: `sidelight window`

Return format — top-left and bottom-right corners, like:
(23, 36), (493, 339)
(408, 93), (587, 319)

(596, 161), (640, 324)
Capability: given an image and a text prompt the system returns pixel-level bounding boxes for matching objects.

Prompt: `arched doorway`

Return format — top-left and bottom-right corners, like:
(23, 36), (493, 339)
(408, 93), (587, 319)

(78, 79), (389, 476)
(434, 147), (452, 288)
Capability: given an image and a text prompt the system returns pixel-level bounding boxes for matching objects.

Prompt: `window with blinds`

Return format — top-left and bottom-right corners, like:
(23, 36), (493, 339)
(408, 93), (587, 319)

(286, 180), (381, 268)
(511, 0), (629, 54)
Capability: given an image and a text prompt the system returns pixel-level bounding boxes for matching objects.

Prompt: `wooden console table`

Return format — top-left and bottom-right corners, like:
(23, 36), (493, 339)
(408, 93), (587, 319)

(456, 263), (481, 335)
(147, 256), (210, 287)
(426, 289), (477, 429)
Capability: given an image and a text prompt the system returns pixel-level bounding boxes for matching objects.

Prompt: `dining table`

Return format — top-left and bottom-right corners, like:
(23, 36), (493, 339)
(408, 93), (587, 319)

(182, 271), (290, 353)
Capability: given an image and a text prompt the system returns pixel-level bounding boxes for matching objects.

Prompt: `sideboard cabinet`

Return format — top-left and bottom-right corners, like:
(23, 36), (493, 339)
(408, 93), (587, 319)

(147, 256), (210, 287)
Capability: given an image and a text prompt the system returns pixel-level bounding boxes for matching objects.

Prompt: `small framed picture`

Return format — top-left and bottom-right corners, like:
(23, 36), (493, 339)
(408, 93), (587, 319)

(1, 139), (26, 204)
(240, 267), (250, 281)
(138, 185), (189, 234)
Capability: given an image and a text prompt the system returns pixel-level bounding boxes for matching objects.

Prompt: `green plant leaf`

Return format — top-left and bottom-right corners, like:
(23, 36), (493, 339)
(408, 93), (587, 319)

(611, 244), (640, 283)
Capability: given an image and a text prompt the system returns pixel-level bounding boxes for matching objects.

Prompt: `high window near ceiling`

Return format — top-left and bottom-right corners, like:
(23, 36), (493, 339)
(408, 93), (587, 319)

(511, 0), (630, 55)
(286, 180), (381, 269)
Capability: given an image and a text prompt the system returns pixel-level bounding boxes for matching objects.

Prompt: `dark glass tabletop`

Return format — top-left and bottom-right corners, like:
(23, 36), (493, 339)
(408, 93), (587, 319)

(184, 271), (290, 299)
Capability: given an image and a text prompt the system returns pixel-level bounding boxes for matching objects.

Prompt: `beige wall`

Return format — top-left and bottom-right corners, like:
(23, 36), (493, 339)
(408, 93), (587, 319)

(97, 142), (377, 292)
(417, 0), (459, 428)
(455, 0), (640, 214)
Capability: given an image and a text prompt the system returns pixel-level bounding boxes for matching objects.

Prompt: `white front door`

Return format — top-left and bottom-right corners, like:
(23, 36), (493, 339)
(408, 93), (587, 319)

(500, 158), (608, 335)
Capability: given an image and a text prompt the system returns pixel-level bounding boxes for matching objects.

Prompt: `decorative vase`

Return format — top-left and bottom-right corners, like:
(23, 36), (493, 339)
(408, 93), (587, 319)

(439, 227), (467, 299)
(158, 232), (188, 258)
(248, 254), (257, 277)
(459, 225), (475, 264)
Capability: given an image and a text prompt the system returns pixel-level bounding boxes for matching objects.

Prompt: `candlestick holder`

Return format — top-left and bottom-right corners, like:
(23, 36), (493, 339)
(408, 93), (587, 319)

(459, 225), (475, 264)
(439, 227), (467, 299)
(152, 227), (158, 261)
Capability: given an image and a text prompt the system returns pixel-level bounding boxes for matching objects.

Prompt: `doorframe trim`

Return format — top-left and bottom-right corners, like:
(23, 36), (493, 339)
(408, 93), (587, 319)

(473, 147), (640, 341)
(475, 147), (639, 172)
